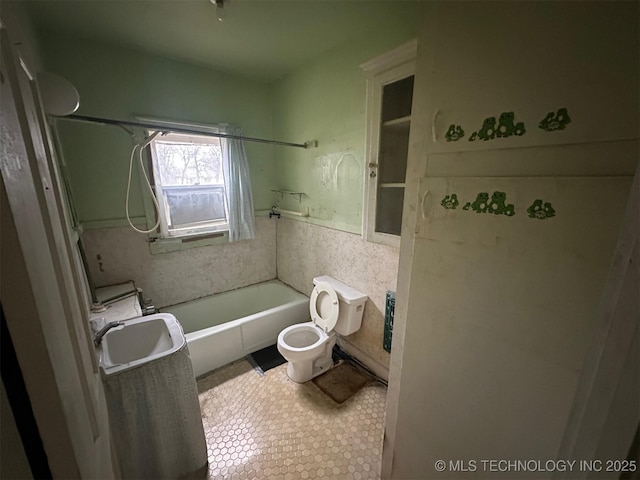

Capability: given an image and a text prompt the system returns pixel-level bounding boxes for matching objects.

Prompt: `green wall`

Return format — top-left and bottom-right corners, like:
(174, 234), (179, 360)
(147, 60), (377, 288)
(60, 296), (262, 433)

(38, 31), (274, 226)
(39, 5), (418, 232)
(270, 10), (418, 234)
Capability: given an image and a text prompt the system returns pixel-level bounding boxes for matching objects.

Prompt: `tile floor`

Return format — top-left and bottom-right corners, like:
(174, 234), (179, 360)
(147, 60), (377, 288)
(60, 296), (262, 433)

(197, 359), (387, 480)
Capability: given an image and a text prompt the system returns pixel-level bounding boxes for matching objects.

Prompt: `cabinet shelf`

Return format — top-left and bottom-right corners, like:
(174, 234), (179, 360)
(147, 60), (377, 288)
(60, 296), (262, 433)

(382, 115), (411, 128)
(379, 183), (406, 188)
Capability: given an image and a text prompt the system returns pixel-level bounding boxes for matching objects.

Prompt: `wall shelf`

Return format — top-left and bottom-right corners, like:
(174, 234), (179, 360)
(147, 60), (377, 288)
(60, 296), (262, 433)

(271, 190), (305, 202)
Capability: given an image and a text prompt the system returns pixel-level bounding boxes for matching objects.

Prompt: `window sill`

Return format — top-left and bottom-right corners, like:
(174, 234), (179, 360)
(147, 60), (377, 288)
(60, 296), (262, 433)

(148, 231), (229, 255)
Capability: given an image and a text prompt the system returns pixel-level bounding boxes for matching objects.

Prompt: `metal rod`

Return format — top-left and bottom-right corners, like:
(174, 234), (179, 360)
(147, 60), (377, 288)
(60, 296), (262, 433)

(54, 114), (314, 149)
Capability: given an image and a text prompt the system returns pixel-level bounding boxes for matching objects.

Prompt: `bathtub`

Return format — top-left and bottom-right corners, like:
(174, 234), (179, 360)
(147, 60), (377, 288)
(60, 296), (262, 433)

(162, 280), (309, 377)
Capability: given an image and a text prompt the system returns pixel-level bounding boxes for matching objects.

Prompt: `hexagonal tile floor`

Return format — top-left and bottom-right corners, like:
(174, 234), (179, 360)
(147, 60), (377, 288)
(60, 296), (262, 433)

(197, 359), (387, 480)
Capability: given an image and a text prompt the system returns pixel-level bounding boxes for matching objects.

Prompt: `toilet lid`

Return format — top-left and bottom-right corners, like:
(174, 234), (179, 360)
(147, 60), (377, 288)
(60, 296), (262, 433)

(310, 281), (339, 333)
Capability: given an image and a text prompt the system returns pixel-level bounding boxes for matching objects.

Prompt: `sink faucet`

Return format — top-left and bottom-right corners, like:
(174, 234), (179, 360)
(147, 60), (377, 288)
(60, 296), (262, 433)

(94, 321), (124, 346)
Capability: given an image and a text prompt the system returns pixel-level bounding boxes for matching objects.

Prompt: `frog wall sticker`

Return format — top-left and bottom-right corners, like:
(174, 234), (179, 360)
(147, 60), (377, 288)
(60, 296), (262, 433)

(440, 194), (460, 209)
(462, 191), (515, 216)
(486, 191), (516, 216)
(455, 192), (560, 219)
(487, 191), (507, 214)
(539, 108), (571, 131)
(513, 122), (526, 136)
(468, 112), (526, 142)
(445, 124), (465, 142)
(463, 192), (489, 213)
(527, 199), (556, 219)
(477, 117), (497, 141)
(496, 112), (515, 137)
(503, 204), (516, 217)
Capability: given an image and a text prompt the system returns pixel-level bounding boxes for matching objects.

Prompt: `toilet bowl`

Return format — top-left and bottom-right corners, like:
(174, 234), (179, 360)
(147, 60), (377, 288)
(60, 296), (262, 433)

(277, 276), (367, 383)
(277, 322), (336, 383)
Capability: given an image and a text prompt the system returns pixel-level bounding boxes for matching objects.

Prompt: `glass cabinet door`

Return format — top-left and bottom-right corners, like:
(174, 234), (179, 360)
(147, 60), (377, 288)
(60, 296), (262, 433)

(361, 41), (416, 247)
(375, 75), (413, 236)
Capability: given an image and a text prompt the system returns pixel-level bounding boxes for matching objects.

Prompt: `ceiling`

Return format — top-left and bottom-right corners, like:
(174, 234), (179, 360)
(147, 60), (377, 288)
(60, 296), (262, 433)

(24, 0), (419, 82)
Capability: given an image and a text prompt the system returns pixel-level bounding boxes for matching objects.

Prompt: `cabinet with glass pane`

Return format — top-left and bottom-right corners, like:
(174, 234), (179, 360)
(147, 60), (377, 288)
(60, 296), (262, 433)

(361, 40), (416, 247)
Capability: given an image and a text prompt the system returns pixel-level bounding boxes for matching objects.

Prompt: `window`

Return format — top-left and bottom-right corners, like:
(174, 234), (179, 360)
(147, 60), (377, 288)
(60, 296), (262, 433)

(149, 132), (228, 238)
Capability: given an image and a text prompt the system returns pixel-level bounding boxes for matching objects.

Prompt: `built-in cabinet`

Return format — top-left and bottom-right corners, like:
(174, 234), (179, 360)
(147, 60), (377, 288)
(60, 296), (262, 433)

(361, 40), (416, 247)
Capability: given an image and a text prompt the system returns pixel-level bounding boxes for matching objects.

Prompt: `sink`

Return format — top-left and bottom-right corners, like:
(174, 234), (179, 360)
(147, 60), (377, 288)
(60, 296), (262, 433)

(98, 313), (186, 376)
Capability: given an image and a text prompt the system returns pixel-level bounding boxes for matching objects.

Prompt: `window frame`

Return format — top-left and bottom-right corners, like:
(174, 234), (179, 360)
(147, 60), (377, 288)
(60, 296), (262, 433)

(148, 131), (229, 239)
(135, 118), (231, 252)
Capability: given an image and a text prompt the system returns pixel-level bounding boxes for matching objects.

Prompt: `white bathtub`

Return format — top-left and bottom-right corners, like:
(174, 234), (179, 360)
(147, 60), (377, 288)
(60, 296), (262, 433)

(162, 280), (309, 377)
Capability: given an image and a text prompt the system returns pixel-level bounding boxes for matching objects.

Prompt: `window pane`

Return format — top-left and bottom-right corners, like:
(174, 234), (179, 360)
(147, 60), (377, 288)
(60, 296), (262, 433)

(379, 122), (410, 184)
(150, 131), (229, 237)
(381, 75), (414, 122)
(376, 187), (405, 235)
(154, 135), (223, 186)
(163, 186), (227, 229)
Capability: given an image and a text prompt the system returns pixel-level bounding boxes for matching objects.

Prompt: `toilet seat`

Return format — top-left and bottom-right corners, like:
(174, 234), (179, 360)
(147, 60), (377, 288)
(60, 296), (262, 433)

(309, 281), (339, 333)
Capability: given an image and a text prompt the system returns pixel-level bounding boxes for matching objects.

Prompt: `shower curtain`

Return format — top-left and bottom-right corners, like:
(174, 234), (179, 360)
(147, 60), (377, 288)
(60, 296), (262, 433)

(222, 126), (256, 242)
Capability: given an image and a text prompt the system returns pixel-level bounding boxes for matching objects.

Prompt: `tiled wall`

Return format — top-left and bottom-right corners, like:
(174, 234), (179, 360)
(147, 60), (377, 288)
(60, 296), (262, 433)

(82, 217), (276, 308)
(83, 215), (397, 376)
(276, 217), (399, 374)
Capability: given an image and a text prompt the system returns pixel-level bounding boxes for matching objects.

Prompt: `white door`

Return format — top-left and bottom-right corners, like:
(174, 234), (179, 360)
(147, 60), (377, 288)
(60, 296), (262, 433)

(387, 174), (632, 478)
(0, 22), (114, 478)
(555, 169), (639, 479)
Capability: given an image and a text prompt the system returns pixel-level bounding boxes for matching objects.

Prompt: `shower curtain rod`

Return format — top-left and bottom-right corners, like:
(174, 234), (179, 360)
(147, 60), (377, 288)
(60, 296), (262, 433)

(54, 114), (317, 149)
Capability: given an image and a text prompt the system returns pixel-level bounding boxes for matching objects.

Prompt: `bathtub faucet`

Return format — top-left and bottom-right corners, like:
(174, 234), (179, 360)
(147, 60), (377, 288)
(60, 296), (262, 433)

(94, 321), (124, 346)
(269, 206), (281, 219)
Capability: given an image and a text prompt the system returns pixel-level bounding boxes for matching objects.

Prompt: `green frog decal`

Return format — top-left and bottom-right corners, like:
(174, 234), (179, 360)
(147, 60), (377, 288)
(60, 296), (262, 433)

(466, 192), (489, 213)
(445, 125), (465, 142)
(496, 112), (515, 138)
(469, 112), (526, 142)
(464, 191), (515, 216)
(527, 199), (556, 219)
(503, 204), (516, 216)
(477, 117), (497, 141)
(487, 191), (507, 214)
(440, 194), (460, 209)
(539, 107), (571, 131)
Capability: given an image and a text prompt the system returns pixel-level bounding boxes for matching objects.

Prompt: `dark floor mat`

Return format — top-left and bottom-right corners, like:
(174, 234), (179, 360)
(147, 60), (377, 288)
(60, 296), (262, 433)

(247, 344), (286, 376)
(312, 361), (371, 404)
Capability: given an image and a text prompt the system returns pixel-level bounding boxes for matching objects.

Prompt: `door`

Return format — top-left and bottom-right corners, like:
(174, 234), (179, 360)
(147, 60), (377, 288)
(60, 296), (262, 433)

(554, 168), (639, 479)
(0, 21), (114, 478)
(387, 174), (632, 478)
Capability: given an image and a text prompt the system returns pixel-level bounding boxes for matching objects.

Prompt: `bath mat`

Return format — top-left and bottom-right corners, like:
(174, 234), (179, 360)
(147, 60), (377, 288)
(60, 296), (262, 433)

(312, 361), (371, 404)
(247, 344), (286, 376)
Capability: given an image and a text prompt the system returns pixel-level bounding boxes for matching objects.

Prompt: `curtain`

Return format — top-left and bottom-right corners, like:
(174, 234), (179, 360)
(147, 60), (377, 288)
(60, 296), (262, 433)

(104, 343), (207, 479)
(221, 126), (256, 242)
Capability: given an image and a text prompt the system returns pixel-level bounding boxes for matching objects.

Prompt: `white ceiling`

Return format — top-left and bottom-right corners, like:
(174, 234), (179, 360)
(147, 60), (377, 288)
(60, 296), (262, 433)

(24, 0), (420, 81)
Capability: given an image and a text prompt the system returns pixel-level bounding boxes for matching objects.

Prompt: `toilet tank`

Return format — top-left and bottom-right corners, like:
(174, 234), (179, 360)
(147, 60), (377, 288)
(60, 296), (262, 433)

(313, 276), (368, 336)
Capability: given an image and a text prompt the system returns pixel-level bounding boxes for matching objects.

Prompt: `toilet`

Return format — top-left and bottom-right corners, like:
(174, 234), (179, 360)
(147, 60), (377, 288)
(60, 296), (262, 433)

(277, 276), (367, 383)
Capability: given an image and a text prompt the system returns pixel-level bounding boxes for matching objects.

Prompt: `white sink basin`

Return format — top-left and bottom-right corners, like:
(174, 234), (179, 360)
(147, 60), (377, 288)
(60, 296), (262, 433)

(98, 313), (186, 376)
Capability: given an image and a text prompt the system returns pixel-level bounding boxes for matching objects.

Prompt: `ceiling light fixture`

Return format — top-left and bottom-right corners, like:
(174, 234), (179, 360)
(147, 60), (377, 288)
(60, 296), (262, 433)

(211, 0), (225, 22)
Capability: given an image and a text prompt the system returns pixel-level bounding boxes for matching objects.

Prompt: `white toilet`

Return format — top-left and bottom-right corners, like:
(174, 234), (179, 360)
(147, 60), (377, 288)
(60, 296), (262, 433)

(277, 276), (367, 383)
